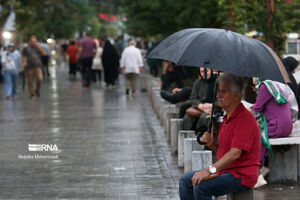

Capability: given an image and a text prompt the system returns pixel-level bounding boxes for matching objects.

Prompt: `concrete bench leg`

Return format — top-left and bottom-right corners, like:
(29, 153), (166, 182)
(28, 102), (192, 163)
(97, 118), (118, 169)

(184, 139), (205, 172)
(170, 119), (183, 154)
(152, 92), (160, 115)
(163, 105), (176, 130)
(166, 113), (179, 142)
(192, 150), (212, 171)
(159, 99), (167, 123)
(184, 138), (193, 172)
(178, 130), (195, 167)
(268, 144), (298, 183)
(228, 189), (253, 200)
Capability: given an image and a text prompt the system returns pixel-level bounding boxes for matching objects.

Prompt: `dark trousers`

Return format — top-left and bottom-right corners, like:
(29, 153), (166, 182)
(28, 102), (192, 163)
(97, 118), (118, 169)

(92, 70), (102, 82)
(42, 55), (50, 77)
(80, 57), (93, 87)
(179, 172), (250, 199)
(69, 63), (78, 76)
(150, 66), (158, 77)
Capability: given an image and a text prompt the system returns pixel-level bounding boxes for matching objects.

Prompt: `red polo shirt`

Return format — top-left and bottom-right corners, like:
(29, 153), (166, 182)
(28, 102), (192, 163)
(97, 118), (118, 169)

(216, 103), (261, 188)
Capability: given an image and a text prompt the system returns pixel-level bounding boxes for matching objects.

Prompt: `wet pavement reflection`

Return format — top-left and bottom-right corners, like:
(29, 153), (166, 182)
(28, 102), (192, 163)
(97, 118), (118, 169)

(0, 64), (181, 199)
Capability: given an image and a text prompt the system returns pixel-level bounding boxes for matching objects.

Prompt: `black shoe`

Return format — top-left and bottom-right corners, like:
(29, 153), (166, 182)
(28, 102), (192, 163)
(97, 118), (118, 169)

(160, 90), (176, 104)
(35, 90), (40, 97)
(29, 94), (35, 99)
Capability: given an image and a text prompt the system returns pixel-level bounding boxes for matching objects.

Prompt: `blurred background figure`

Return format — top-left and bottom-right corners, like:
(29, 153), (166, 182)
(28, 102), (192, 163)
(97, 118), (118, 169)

(1, 43), (21, 100)
(61, 41), (68, 64)
(67, 40), (79, 78)
(120, 39), (143, 98)
(146, 42), (161, 77)
(22, 35), (46, 98)
(161, 61), (185, 91)
(282, 56), (300, 119)
(102, 39), (119, 88)
(92, 40), (103, 84)
(40, 39), (51, 78)
(78, 32), (96, 89)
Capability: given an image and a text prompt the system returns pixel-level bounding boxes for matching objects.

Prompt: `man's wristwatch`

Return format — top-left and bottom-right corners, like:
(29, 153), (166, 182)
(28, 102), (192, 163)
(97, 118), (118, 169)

(209, 165), (217, 174)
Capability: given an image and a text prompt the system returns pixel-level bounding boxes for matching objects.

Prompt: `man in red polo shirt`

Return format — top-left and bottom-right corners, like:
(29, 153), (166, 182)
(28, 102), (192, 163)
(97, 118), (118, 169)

(179, 73), (261, 200)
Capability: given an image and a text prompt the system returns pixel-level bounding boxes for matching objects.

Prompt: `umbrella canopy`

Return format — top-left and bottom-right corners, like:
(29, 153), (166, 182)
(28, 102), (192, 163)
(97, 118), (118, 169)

(147, 28), (290, 83)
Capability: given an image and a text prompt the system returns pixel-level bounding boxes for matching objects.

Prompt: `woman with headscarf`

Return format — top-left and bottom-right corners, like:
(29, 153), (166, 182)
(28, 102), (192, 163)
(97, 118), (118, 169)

(282, 56), (300, 118)
(182, 67), (217, 131)
(101, 40), (120, 87)
(282, 56), (298, 94)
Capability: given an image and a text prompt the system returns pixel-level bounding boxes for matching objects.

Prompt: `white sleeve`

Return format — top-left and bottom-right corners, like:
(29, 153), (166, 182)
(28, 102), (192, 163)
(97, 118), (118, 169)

(120, 51), (125, 68)
(137, 50), (143, 67)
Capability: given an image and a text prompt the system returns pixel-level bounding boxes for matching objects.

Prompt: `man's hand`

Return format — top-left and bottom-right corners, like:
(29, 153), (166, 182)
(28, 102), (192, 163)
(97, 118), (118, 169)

(172, 88), (181, 94)
(197, 103), (212, 114)
(201, 128), (218, 152)
(201, 132), (213, 146)
(191, 169), (210, 186)
(139, 67), (143, 73)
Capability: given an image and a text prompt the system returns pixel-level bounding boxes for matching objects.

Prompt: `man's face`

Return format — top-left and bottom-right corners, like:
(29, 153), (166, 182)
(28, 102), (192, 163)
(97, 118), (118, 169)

(30, 36), (37, 45)
(8, 46), (14, 52)
(199, 67), (211, 80)
(217, 81), (239, 110)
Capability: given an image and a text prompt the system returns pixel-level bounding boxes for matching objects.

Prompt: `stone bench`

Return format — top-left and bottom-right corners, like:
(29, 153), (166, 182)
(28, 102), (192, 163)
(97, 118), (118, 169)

(268, 135), (300, 183)
(178, 130), (195, 167)
(170, 118), (183, 154)
(184, 139), (205, 172)
(163, 105), (178, 141)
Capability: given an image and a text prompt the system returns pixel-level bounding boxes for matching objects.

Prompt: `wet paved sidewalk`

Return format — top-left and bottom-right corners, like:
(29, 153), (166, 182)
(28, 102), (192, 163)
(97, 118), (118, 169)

(0, 64), (182, 199)
(0, 63), (300, 199)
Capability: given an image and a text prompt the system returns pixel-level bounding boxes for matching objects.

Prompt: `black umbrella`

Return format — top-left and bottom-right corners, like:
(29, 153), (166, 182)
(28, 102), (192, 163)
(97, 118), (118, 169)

(147, 28), (290, 144)
(147, 28), (289, 83)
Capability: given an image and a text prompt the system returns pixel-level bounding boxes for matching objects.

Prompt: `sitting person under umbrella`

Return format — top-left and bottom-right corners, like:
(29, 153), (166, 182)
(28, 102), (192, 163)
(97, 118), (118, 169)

(181, 67), (218, 131)
(179, 73), (261, 199)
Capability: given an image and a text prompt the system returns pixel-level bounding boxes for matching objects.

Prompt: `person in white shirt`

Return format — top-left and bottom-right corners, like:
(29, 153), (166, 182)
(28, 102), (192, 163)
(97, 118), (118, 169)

(120, 39), (144, 97)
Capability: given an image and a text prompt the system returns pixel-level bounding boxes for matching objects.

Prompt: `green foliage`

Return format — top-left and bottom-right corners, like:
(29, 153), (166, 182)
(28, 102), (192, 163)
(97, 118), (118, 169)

(120, 0), (300, 55)
(1, 0), (105, 40)
(119, 0), (222, 38)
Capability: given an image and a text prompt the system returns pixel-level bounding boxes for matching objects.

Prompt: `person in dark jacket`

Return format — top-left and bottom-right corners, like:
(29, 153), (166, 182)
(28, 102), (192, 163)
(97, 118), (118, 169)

(282, 56), (299, 118)
(102, 40), (120, 87)
(282, 56), (298, 94)
(161, 61), (185, 90)
(182, 67), (217, 130)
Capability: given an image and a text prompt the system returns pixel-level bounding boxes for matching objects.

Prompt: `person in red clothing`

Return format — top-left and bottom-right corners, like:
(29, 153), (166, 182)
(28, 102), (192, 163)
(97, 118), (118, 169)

(67, 40), (79, 77)
(179, 73), (261, 200)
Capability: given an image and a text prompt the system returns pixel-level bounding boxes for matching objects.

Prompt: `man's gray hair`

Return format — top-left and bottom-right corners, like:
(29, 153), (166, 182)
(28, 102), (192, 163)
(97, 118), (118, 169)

(218, 73), (246, 95)
(129, 39), (136, 46)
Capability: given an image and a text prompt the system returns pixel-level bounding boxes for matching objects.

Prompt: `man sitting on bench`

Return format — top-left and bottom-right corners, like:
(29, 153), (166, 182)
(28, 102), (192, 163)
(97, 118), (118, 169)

(179, 73), (261, 200)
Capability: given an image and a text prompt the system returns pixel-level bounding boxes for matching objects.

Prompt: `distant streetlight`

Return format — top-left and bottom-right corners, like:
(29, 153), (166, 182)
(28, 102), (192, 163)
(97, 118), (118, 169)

(47, 38), (54, 43)
(3, 31), (12, 40)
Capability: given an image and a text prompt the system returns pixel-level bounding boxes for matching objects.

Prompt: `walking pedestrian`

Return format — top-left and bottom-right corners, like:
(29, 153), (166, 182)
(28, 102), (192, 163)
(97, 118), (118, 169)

(40, 40), (51, 78)
(1, 43), (21, 100)
(102, 40), (119, 87)
(78, 32), (96, 88)
(92, 40), (103, 83)
(120, 39), (144, 97)
(67, 40), (79, 77)
(22, 35), (46, 98)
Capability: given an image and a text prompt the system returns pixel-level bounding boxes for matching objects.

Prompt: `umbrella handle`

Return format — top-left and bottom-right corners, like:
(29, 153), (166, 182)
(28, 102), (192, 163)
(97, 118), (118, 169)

(208, 71), (220, 133)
